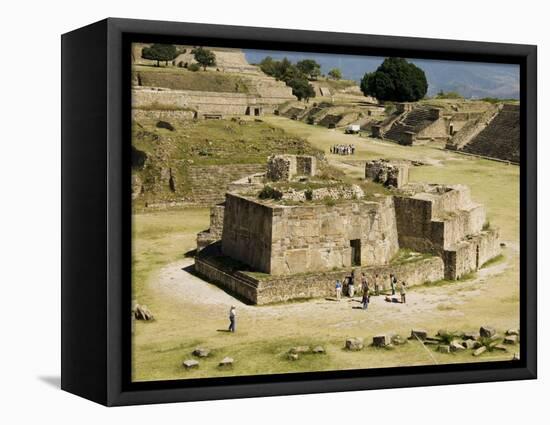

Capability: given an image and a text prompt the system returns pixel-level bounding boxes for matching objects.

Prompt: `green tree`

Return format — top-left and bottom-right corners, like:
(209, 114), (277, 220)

(328, 68), (342, 80)
(360, 57), (428, 102)
(288, 77), (316, 102)
(296, 59), (321, 80)
(141, 44), (179, 67)
(192, 47), (216, 71)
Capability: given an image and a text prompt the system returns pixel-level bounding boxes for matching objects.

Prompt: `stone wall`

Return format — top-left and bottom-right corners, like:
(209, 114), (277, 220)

(196, 203), (226, 251)
(443, 228), (500, 279)
(132, 87), (291, 117)
(266, 154), (316, 181)
(187, 164), (266, 205)
(132, 109), (196, 121)
(221, 194), (273, 273)
(195, 252), (444, 304)
(394, 185), (485, 254)
(365, 160), (410, 188)
(269, 197), (399, 275)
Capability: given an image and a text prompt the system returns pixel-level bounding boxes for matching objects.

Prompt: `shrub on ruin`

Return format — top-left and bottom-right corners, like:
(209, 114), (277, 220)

(141, 44), (179, 67)
(289, 77), (316, 102)
(188, 63), (201, 72)
(192, 47), (217, 71)
(435, 90), (463, 99)
(258, 186), (282, 200)
(361, 57), (428, 102)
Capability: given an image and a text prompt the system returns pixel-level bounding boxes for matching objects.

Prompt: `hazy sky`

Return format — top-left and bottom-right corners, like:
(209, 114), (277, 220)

(244, 49), (520, 99)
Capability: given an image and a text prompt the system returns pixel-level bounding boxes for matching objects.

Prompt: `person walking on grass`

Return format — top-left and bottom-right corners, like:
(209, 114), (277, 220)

(335, 279), (342, 300)
(228, 305), (236, 332)
(400, 281), (407, 304)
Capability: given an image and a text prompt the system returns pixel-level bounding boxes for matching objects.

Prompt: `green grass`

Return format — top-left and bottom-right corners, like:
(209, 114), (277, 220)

(132, 208), (209, 304)
(133, 65), (251, 93)
(481, 254), (505, 269)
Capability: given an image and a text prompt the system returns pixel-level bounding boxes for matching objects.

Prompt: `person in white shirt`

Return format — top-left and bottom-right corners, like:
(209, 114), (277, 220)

(228, 305), (236, 332)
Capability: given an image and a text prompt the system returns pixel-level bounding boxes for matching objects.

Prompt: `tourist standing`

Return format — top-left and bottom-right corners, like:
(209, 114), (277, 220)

(390, 274), (397, 295)
(374, 273), (380, 296)
(400, 281), (407, 304)
(228, 305), (236, 332)
(335, 279), (342, 300)
(362, 289), (369, 310)
(348, 274), (355, 298)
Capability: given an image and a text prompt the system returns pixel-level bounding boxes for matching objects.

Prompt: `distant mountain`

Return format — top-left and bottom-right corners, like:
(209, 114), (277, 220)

(244, 50), (520, 100)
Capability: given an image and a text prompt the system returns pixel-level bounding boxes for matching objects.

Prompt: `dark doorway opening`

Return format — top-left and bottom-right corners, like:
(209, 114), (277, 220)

(350, 239), (361, 266)
(254, 108), (261, 116)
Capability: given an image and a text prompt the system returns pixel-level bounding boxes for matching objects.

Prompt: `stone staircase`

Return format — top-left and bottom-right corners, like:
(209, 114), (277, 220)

(461, 104), (520, 163)
(187, 164), (266, 205)
(384, 107), (439, 143)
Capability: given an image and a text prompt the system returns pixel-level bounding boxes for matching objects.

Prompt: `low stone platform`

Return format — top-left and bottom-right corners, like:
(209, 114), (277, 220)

(194, 243), (444, 305)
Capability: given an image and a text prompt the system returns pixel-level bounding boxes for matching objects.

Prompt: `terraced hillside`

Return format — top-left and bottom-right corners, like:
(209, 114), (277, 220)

(131, 118), (322, 207)
(461, 104), (520, 163)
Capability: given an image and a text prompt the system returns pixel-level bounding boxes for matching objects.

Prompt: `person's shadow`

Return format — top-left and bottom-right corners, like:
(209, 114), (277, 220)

(38, 376), (61, 388)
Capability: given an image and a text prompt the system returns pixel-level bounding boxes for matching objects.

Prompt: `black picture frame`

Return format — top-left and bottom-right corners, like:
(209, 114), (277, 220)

(61, 17), (537, 406)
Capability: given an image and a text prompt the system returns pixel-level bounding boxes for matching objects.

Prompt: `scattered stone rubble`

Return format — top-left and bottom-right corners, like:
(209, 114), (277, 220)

(133, 304), (154, 321)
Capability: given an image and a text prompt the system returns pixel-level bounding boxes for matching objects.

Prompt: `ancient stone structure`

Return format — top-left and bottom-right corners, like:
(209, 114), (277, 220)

(266, 154), (317, 182)
(365, 159), (410, 188)
(221, 193), (399, 275)
(448, 104), (520, 163)
(194, 156), (500, 303)
(394, 183), (499, 279)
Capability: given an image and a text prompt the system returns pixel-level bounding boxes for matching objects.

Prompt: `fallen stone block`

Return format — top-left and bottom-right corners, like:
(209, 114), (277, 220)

(345, 337), (364, 351)
(218, 357), (234, 367)
(489, 334), (501, 342)
(288, 353), (299, 361)
(183, 359), (199, 369)
(493, 344), (508, 352)
(504, 335), (518, 345)
(391, 334), (407, 346)
(438, 345), (451, 354)
(312, 346), (325, 354)
(463, 332), (479, 341)
(134, 304), (154, 321)
(450, 340), (466, 352)
(480, 326), (496, 338)
(424, 340), (439, 345)
(513, 352), (520, 361)
(410, 329), (428, 340)
(289, 346), (311, 354)
(192, 347), (211, 358)
(462, 340), (477, 350)
(506, 329), (520, 336)
(372, 334), (389, 347)
(473, 346), (487, 357)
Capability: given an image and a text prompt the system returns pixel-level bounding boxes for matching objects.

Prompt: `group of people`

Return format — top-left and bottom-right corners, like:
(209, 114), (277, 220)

(330, 144), (356, 155)
(335, 272), (407, 309)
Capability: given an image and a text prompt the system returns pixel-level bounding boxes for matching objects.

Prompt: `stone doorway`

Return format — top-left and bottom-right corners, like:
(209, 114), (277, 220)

(254, 107), (261, 116)
(350, 239), (361, 266)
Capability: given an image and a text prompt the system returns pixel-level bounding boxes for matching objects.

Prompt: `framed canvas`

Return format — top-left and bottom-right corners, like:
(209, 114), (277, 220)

(61, 18), (537, 406)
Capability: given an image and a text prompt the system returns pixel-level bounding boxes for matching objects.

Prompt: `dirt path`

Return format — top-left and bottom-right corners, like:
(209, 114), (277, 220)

(153, 242), (517, 327)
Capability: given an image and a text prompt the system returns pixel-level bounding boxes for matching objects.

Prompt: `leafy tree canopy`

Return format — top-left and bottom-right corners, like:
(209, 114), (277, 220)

(288, 77), (316, 102)
(296, 59), (321, 80)
(141, 44), (179, 66)
(258, 56), (316, 102)
(192, 47), (217, 70)
(360, 57), (428, 102)
(328, 68), (342, 80)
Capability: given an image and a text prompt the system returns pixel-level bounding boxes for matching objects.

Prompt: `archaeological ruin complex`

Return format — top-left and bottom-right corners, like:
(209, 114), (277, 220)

(195, 155), (500, 304)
